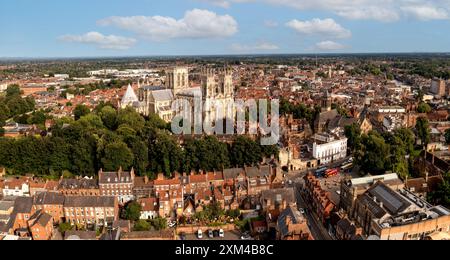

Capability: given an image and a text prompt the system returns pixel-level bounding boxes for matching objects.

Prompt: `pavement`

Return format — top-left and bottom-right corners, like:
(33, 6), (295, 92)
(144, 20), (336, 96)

(181, 230), (242, 241)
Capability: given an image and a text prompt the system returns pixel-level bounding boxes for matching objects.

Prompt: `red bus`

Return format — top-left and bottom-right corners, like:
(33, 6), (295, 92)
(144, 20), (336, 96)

(325, 168), (339, 178)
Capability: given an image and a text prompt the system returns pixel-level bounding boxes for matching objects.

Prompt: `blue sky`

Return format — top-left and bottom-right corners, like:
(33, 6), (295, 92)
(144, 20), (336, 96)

(1, 0), (450, 57)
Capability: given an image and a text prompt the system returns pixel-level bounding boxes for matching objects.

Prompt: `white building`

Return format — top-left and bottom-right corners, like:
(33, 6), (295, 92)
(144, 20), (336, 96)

(0, 83), (8, 92)
(138, 198), (159, 220)
(2, 180), (30, 197)
(120, 84), (141, 110)
(312, 134), (348, 165)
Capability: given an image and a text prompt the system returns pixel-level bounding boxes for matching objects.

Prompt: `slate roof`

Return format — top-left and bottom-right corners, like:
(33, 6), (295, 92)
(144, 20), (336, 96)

(34, 192), (65, 205)
(152, 89), (174, 102)
(223, 168), (244, 180)
(65, 231), (97, 240)
(29, 211), (52, 227)
(261, 188), (296, 205)
(0, 201), (14, 211)
(277, 206), (304, 238)
(99, 170), (133, 184)
(12, 197), (33, 214)
(59, 178), (98, 190)
(64, 196), (115, 208)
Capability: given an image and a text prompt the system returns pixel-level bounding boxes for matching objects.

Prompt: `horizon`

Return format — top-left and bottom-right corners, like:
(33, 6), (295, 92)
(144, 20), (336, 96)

(1, 52), (450, 61)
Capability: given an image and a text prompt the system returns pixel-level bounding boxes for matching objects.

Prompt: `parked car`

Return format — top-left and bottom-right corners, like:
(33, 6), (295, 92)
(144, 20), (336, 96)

(213, 230), (220, 237)
(168, 221), (177, 228)
(208, 229), (214, 238)
(299, 208), (305, 214)
(179, 232), (186, 240)
(219, 229), (225, 238)
(241, 233), (252, 240)
(197, 230), (203, 239)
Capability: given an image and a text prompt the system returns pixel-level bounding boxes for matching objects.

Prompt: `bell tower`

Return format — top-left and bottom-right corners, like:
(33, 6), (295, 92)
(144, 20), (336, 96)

(201, 67), (216, 99)
(219, 66), (233, 98)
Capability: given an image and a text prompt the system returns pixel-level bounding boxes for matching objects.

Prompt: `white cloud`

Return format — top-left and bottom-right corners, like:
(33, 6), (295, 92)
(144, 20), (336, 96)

(314, 40), (347, 50)
(203, 0), (450, 22)
(230, 42), (280, 52)
(286, 18), (351, 39)
(98, 9), (238, 41)
(59, 32), (136, 50)
(402, 5), (449, 20)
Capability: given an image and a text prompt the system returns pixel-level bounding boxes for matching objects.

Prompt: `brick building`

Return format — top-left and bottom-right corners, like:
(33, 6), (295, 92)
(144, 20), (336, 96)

(99, 168), (135, 204)
(303, 173), (335, 224)
(58, 177), (99, 196)
(27, 211), (53, 240)
(63, 196), (118, 227)
(33, 192), (65, 223)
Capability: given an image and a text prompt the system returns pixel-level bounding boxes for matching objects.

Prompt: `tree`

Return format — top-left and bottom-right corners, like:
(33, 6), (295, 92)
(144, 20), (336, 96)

(417, 89), (424, 102)
(29, 110), (47, 125)
(428, 174), (450, 208)
(445, 129), (450, 145)
(148, 131), (183, 176)
(124, 201), (142, 221)
(134, 220), (151, 231)
(58, 222), (73, 235)
(70, 134), (97, 176)
(130, 139), (148, 176)
(74, 104), (90, 120)
(6, 84), (21, 97)
(117, 107), (145, 133)
(230, 136), (262, 167)
(151, 217), (168, 231)
(101, 141), (134, 171)
(417, 102), (432, 113)
(99, 106), (117, 130)
(355, 131), (391, 175)
(0, 103), (10, 125)
(415, 117), (430, 147)
(345, 123), (361, 151)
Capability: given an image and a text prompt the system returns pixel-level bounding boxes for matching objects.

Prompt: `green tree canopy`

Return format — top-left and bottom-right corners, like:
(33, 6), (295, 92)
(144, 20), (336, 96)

(124, 201), (142, 221)
(415, 117), (430, 147)
(74, 104), (90, 120)
(6, 84), (22, 97)
(101, 141), (134, 171)
(345, 123), (361, 151)
(417, 102), (432, 113)
(99, 106), (117, 130)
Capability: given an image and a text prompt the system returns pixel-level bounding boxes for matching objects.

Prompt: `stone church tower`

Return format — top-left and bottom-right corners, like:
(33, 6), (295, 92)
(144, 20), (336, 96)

(201, 68), (216, 99)
(166, 67), (189, 95)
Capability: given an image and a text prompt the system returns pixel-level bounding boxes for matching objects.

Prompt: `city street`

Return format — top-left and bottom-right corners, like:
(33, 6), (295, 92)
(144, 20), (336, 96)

(284, 157), (352, 240)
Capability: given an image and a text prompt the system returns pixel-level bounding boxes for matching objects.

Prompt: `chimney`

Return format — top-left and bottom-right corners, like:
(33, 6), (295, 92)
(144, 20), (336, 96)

(425, 171), (429, 183)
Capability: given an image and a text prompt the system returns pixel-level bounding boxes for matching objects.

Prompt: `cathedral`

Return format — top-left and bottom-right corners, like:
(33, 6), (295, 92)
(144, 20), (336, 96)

(120, 66), (235, 124)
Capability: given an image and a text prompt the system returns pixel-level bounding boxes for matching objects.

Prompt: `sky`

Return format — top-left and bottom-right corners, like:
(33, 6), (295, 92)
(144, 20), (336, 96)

(1, 0), (450, 57)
